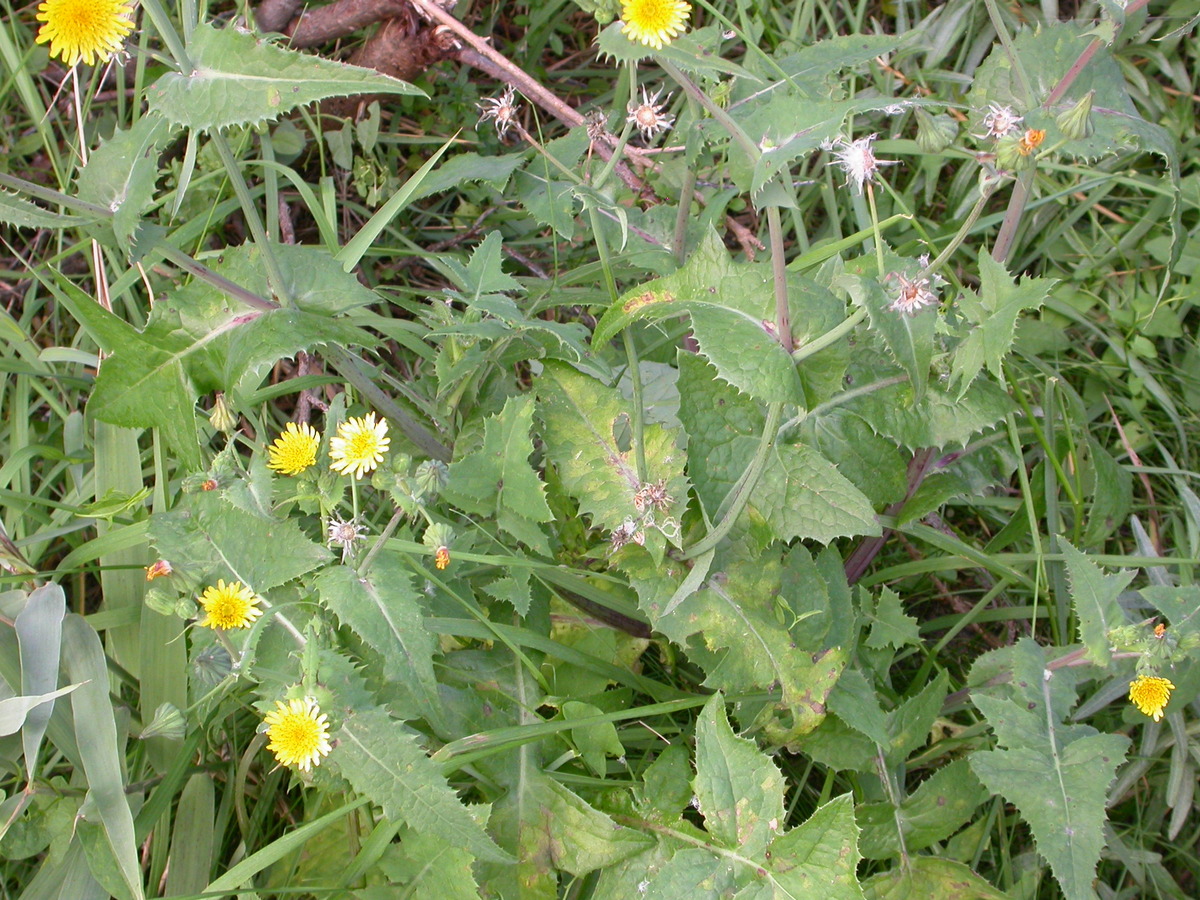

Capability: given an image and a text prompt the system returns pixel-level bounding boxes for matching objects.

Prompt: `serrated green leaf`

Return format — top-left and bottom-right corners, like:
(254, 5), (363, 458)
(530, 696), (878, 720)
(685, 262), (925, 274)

(76, 114), (173, 250)
(146, 23), (423, 130)
(837, 259), (935, 401)
(513, 129), (588, 240)
(895, 472), (972, 527)
(1059, 537), (1133, 666)
(747, 794), (864, 900)
(620, 553), (846, 743)
(847, 361), (1012, 451)
(314, 555), (443, 727)
(482, 568), (532, 616)
(858, 758), (987, 859)
(678, 353), (878, 543)
(862, 857), (1011, 900)
(595, 230), (803, 403)
(150, 492), (330, 592)
(865, 587), (920, 649)
(442, 231), (524, 299)
(377, 830), (482, 900)
(537, 361), (690, 563)
(443, 395), (552, 554)
(693, 696), (785, 858)
(887, 671), (948, 763)
(408, 152), (524, 202)
(805, 411), (907, 508)
(969, 639), (1129, 900)
(827, 667), (889, 745)
(951, 252), (1054, 397)
(0, 190), (89, 230)
(336, 706), (511, 864)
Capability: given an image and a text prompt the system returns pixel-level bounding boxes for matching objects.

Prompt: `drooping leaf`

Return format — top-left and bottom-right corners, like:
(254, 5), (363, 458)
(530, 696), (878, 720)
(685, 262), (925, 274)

(969, 639), (1129, 900)
(14, 583), (66, 777)
(950, 252), (1055, 397)
(443, 395), (552, 555)
(314, 555), (443, 728)
(0, 684), (82, 737)
(147, 22), (423, 131)
(1059, 537), (1133, 666)
(335, 706), (511, 865)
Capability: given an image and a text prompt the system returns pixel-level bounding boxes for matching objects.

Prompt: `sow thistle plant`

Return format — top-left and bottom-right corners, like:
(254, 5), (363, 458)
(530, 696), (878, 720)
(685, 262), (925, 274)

(3, 0), (1194, 898)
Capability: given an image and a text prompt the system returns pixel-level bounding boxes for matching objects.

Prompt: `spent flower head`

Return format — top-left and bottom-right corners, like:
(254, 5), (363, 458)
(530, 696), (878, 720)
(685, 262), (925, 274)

(329, 413), (390, 479)
(267, 422), (320, 476)
(1129, 674), (1174, 722)
(888, 271), (940, 316)
(626, 86), (675, 142)
(327, 515), (367, 563)
(35, 0), (135, 67)
(197, 579), (263, 630)
(830, 134), (893, 192)
(979, 103), (1023, 139)
(478, 85), (521, 139)
(620, 0), (691, 49)
(263, 696), (332, 772)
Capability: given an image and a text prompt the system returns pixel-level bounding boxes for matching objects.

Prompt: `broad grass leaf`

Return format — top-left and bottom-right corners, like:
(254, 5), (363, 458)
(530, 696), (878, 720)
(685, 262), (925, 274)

(164, 774), (214, 898)
(14, 583), (65, 777)
(969, 639), (1129, 900)
(61, 615), (145, 900)
(443, 395), (553, 555)
(862, 856), (1011, 899)
(1059, 537), (1133, 666)
(147, 23), (423, 131)
(314, 556), (443, 728)
(336, 706), (511, 864)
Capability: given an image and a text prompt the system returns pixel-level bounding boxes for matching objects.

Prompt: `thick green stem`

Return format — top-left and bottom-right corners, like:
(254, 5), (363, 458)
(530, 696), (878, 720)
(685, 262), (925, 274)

(791, 307), (867, 364)
(660, 60), (759, 162)
(683, 402), (784, 560)
(919, 180), (996, 280)
(766, 205), (793, 352)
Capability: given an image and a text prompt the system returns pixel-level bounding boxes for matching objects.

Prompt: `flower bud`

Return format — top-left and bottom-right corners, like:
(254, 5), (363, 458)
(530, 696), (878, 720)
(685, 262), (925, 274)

(140, 703), (186, 741)
(1056, 90), (1094, 141)
(209, 392), (237, 434)
(915, 109), (957, 154)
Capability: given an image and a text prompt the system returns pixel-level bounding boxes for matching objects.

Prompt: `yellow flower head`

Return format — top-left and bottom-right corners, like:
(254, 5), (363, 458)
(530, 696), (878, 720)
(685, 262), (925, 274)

(197, 579), (263, 630)
(434, 546), (451, 570)
(329, 413), (390, 479)
(620, 0), (691, 50)
(264, 696), (332, 772)
(35, 0), (135, 68)
(267, 422), (320, 476)
(1129, 674), (1174, 722)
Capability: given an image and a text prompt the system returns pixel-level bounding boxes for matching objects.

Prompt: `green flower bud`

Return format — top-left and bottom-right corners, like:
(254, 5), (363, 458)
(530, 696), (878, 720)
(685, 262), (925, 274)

(915, 109), (957, 154)
(1056, 90), (1094, 141)
(140, 703), (186, 741)
(209, 392), (237, 434)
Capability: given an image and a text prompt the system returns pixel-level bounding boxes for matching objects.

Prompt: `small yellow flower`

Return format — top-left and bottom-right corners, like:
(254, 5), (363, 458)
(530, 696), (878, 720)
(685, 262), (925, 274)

(264, 697), (332, 772)
(145, 559), (173, 581)
(35, 0), (135, 68)
(196, 579), (263, 630)
(435, 546), (451, 570)
(620, 0), (691, 50)
(267, 422), (320, 476)
(329, 413), (390, 479)
(1129, 674), (1174, 722)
